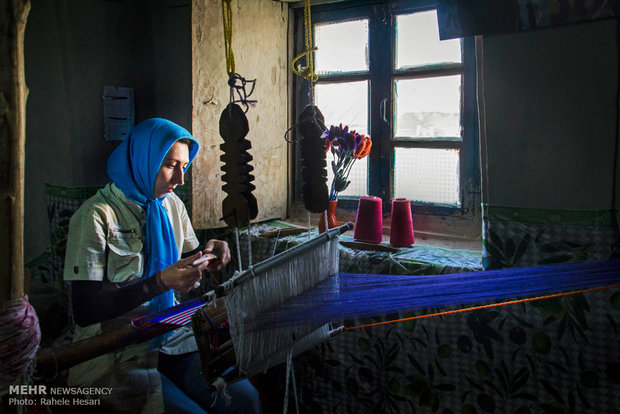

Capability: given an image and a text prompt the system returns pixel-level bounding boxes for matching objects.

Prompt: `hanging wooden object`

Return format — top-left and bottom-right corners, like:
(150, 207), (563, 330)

(0, 0), (30, 302)
(219, 102), (258, 227)
(299, 105), (329, 214)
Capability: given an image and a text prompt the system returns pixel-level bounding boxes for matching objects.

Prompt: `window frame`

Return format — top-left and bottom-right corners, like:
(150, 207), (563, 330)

(292, 0), (480, 237)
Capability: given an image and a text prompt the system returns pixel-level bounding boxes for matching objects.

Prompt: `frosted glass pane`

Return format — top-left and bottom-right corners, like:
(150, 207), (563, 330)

(315, 82), (368, 135)
(395, 75), (461, 138)
(396, 10), (461, 69)
(327, 157), (368, 197)
(315, 20), (369, 74)
(394, 148), (460, 206)
(315, 81), (369, 197)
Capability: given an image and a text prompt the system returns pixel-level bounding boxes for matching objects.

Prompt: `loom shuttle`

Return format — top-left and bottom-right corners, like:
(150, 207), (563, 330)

(192, 253), (217, 267)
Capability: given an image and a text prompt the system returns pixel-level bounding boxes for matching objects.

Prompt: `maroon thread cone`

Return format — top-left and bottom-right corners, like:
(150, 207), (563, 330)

(353, 196), (383, 243)
(390, 198), (414, 247)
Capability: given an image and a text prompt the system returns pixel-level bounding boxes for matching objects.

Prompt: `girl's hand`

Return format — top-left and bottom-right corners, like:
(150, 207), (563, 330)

(158, 252), (210, 293)
(202, 239), (231, 272)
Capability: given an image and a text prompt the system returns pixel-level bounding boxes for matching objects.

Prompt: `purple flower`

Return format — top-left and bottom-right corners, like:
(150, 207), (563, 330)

(326, 123), (372, 200)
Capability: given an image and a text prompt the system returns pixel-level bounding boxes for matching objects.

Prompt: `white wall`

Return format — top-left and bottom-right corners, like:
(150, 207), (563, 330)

(190, 0), (289, 229)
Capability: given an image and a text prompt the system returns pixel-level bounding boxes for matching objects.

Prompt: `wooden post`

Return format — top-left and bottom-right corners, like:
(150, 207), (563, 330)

(0, 0), (30, 302)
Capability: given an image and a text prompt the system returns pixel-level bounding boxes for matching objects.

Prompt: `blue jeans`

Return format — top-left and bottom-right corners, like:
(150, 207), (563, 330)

(158, 352), (262, 414)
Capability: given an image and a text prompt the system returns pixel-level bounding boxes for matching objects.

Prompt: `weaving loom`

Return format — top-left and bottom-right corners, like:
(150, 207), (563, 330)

(121, 223), (350, 386)
(191, 223), (350, 383)
(36, 229), (620, 388)
(130, 229), (620, 387)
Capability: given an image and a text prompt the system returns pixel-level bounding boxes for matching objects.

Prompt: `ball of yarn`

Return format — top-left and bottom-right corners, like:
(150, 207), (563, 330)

(0, 295), (41, 395)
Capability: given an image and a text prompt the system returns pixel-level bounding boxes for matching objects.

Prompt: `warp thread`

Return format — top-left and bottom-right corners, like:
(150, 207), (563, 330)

(282, 350), (299, 414)
(0, 295), (41, 396)
(243, 259), (620, 332)
(225, 235), (338, 376)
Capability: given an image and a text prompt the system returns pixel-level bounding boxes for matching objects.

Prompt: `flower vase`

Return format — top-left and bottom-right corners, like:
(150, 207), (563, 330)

(319, 200), (338, 234)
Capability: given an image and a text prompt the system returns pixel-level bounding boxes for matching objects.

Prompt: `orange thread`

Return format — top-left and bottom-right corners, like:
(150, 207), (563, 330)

(345, 283), (620, 331)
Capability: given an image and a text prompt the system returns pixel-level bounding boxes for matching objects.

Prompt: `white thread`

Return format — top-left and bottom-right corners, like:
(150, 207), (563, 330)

(225, 235), (338, 376)
(271, 228), (282, 257)
(247, 222), (253, 268)
(210, 377), (231, 407)
(282, 347), (301, 414)
(291, 354), (299, 414)
(235, 227), (243, 272)
(388, 253), (409, 274)
(323, 210), (328, 231)
(282, 350), (293, 414)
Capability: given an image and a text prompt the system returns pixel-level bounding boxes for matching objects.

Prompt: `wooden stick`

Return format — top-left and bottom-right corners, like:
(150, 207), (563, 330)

(0, 0), (31, 302)
(35, 323), (175, 380)
(36, 298), (227, 379)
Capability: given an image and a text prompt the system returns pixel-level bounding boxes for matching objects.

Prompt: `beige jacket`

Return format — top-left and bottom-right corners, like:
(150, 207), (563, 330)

(63, 183), (200, 413)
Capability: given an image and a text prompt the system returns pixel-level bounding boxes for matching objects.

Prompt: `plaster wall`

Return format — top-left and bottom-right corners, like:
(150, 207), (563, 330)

(191, 0), (289, 229)
(480, 19), (619, 210)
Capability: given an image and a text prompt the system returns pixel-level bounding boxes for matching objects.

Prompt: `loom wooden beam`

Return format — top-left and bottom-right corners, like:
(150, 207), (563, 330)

(36, 324), (148, 380)
(215, 222), (353, 296)
(0, 0), (30, 302)
(35, 299), (227, 379)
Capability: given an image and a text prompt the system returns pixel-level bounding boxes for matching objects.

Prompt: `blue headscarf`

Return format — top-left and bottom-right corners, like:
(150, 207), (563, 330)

(106, 118), (199, 318)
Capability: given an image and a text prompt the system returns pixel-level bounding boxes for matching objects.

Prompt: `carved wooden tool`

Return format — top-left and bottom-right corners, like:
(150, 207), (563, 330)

(299, 105), (329, 213)
(219, 103), (258, 227)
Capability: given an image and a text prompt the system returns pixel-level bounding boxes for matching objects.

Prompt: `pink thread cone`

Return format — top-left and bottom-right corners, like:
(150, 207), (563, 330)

(390, 198), (414, 247)
(353, 196), (383, 243)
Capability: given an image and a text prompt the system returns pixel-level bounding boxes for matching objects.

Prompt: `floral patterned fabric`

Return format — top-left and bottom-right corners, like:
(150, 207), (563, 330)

(482, 205), (619, 269)
(234, 221), (483, 275)
(240, 220), (620, 414)
(294, 288), (620, 414)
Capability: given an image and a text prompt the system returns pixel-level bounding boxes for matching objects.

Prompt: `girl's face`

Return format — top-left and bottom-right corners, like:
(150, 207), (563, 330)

(153, 141), (190, 199)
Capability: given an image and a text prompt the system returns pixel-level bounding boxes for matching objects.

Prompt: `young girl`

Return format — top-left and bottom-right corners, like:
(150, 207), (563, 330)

(64, 118), (261, 413)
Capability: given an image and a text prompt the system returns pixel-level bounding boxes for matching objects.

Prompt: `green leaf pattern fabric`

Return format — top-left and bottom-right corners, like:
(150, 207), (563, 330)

(241, 218), (620, 413)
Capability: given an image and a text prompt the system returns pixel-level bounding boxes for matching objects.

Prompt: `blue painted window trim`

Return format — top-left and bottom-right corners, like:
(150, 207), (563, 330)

(293, 0), (480, 226)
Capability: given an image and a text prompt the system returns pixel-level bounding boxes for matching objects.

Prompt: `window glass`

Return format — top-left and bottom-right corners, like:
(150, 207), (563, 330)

(315, 81), (368, 135)
(395, 10), (461, 69)
(315, 20), (369, 74)
(299, 2), (477, 223)
(315, 81), (369, 197)
(394, 75), (462, 138)
(393, 147), (460, 206)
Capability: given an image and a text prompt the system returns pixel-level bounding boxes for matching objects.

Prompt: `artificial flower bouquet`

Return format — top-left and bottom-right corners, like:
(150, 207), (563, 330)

(325, 124), (372, 200)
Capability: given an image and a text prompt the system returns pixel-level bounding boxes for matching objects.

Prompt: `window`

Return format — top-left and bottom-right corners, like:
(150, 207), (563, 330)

(294, 1), (480, 237)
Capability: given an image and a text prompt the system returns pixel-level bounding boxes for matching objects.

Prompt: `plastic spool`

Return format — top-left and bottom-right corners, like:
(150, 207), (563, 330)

(353, 196), (383, 243)
(389, 198), (415, 247)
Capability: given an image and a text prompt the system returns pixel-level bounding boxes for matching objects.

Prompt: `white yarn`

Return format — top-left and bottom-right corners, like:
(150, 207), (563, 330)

(282, 349), (300, 414)
(225, 235), (338, 376)
(235, 227), (243, 272)
(210, 377), (232, 407)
